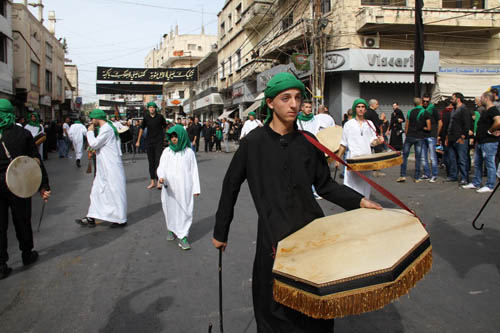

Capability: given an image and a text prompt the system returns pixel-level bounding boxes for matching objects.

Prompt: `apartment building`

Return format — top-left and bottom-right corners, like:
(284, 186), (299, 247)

(12, 3), (69, 121)
(0, 0), (13, 100)
(144, 26), (217, 119)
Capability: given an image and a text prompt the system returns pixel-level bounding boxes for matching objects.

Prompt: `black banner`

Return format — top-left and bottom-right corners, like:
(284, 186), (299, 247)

(414, 0), (425, 97)
(99, 99), (126, 107)
(96, 83), (163, 95)
(97, 66), (198, 82)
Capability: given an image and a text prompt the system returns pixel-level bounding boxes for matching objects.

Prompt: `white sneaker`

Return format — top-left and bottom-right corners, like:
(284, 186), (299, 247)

(476, 186), (493, 193)
(461, 183), (477, 189)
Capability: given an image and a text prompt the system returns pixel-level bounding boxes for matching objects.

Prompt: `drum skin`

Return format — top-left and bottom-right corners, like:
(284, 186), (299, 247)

(6, 156), (42, 198)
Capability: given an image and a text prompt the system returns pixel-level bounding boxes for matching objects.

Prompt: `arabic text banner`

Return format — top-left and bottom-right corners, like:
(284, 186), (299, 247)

(97, 66), (198, 82)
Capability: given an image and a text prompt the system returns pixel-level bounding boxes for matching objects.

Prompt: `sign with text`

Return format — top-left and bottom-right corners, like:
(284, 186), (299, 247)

(97, 66), (198, 82)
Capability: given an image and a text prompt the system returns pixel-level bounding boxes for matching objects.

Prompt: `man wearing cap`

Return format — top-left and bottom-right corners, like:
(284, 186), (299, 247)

(136, 102), (167, 189)
(0, 99), (51, 279)
(336, 99), (384, 198)
(76, 109), (127, 228)
(239, 111), (262, 139)
(212, 73), (382, 331)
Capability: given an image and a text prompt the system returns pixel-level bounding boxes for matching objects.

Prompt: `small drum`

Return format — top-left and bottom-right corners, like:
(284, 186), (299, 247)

(346, 151), (402, 171)
(118, 126), (132, 143)
(316, 126), (342, 160)
(33, 132), (47, 146)
(272, 208), (431, 319)
(6, 156), (42, 198)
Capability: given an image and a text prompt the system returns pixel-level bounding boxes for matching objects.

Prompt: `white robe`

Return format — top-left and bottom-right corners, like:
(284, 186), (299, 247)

(24, 124), (44, 158)
(157, 147), (200, 239)
(87, 123), (127, 223)
(340, 118), (377, 198)
(297, 116), (320, 135)
(315, 113), (335, 130)
(68, 123), (87, 160)
(240, 119), (262, 139)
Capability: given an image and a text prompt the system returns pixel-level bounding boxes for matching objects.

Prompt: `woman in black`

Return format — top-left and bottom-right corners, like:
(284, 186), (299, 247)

(389, 102), (405, 151)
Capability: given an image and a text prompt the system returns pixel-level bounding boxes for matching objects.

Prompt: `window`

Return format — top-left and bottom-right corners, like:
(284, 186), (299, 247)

(30, 61), (39, 89)
(236, 3), (242, 20)
(45, 42), (53, 64)
(228, 13), (232, 28)
(188, 44), (196, 51)
(0, 33), (6, 63)
(178, 90), (185, 99)
(228, 56), (232, 75)
(220, 61), (225, 78)
(57, 77), (62, 98)
(282, 12), (293, 30)
(45, 70), (52, 93)
(361, 0), (406, 5)
(321, 0), (331, 13)
(0, 0), (6, 17)
(236, 50), (241, 69)
(442, 0), (484, 9)
(220, 21), (225, 36)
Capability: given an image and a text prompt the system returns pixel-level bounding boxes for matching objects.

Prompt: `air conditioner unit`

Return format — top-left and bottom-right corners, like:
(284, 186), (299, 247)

(362, 36), (380, 49)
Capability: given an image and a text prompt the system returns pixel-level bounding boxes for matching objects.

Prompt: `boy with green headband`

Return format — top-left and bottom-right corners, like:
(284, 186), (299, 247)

(76, 109), (127, 228)
(24, 112), (44, 159)
(296, 99), (320, 135)
(157, 125), (200, 250)
(212, 72), (382, 331)
(239, 111), (262, 139)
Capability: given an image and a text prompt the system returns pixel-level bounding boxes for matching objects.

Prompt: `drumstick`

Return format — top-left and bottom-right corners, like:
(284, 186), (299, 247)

(472, 180), (500, 230)
(37, 201), (46, 232)
(219, 248), (224, 333)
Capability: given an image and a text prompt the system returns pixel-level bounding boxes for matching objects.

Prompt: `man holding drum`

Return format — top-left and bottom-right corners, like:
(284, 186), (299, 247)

(212, 73), (381, 332)
(0, 99), (51, 280)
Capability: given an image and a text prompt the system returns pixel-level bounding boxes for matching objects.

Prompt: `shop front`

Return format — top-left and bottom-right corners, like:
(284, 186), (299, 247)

(324, 49), (439, 124)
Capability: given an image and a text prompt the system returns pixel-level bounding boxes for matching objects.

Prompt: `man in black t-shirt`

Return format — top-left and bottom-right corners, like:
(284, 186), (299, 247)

(397, 97), (431, 183)
(421, 94), (441, 182)
(191, 117), (202, 152)
(136, 102), (167, 189)
(462, 91), (500, 193)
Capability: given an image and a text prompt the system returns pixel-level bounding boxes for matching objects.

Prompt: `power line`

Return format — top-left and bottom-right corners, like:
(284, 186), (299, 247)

(97, 0), (218, 15)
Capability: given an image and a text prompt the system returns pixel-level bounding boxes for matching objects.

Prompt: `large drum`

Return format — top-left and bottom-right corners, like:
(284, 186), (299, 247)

(272, 208), (431, 319)
(118, 126), (132, 143)
(316, 126), (343, 155)
(346, 151), (402, 171)
(5, 156), (42, 198)
(33, 132), (47, 146)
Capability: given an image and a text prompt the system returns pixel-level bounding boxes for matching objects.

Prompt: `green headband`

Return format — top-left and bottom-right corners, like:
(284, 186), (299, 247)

(0, 99), (14, 114)
(352, 98), (368, 112)
(89, 109), (107, 120)
(248, 111), (256, 117)
(147, 101), (158, 109)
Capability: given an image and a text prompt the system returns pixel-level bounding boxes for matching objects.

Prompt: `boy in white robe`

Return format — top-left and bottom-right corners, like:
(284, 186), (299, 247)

(24, 112), (44, 158)
(157, 124), (200, 250)
(75, 109), (127, 228)
(68, 119), (87, 167)
(240, 111), (262, 139)
(296, 100), (320, 135)
(336, 98), (384, 198)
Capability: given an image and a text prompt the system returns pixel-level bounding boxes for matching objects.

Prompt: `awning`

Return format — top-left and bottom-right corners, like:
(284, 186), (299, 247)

(217, 109), (237, 120)
(432, 73), (500, 99)
(242, 92), (265, 117)
(359, 72), (435, 84)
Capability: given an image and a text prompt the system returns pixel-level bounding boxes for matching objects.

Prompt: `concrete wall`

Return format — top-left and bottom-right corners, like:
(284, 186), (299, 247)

(0, 1), (13, 96)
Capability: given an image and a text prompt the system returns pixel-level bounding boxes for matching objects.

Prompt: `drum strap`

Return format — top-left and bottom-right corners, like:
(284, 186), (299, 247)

(300, 131), (418, 219)
(365, 120), (400, 153)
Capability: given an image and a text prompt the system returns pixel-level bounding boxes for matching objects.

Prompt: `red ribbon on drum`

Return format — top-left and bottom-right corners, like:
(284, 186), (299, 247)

(300, 131), (421, 222)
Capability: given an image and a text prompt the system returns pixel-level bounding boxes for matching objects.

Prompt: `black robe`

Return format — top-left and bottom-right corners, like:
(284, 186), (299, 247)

(214, 124), (363, 332)
(389, 108), (405, 151)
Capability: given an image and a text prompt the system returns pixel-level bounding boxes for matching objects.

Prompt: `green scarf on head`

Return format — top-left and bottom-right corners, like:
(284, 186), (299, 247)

(167, 124), (190, 153)
(0, 99), (15, 136)
(351, 98), (368, 114)
(28, 112), (41, 127)
(74, 120), (82, 124)
(89, 109), (119, 138)
(297, 112), (314, 122)
(260, 72), (307, 124)
(248, 111), (256, 118)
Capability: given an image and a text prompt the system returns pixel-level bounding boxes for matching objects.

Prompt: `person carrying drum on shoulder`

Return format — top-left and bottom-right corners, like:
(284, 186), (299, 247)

(212, 73), (381, 332)
(0, 99), (51, 280)
(136, 102), (166, 189)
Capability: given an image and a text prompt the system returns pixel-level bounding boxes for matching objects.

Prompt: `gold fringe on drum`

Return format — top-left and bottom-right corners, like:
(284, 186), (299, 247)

(273, 246), (432, 319)
(347, 154), (403, 171)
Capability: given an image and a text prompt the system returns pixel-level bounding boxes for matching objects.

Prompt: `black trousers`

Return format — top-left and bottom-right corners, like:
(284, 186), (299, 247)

(0, 188), (33, 264)
(204, 138), (212, 152)
(147, 143), (163, 180)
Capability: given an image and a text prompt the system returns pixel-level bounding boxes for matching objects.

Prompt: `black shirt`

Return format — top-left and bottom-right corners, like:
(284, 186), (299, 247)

(476, 106), (500, 144)
(141, 112), (166, 145)
(406, 106), (430, 138)
(364, 108), (381, 135)
(0, 125), (50, 191)
(447, 104), (471, 142)
(191, 123), (202, 140)
(423, 104), (440, 138)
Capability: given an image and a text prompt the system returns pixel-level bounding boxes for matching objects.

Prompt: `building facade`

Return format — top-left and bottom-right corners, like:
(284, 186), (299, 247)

(12, 3), (70, 121)
(0, 0), (14, 100)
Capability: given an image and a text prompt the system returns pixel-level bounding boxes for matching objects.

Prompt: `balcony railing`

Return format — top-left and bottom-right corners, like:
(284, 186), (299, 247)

(241, 1), (273, 30)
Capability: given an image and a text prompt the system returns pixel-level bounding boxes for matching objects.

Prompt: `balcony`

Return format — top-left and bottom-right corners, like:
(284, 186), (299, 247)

(241, 1), (273, 30)
(356, 6), (500, 36)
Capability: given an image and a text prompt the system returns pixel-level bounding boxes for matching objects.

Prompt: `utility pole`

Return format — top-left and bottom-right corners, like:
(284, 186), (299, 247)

(311, 0), (326, 113)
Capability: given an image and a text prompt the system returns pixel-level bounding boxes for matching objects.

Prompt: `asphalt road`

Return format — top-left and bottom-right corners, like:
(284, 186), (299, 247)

(0, 144), (499, 332)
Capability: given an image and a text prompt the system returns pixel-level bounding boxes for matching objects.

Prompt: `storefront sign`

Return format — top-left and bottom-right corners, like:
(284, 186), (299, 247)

(39, 95), (51, 106)
(439, 65), (500, 75)
(167, 99), (185, 107)
(27, 91), (39, 105)
(325, 49), (439, 73)
(65, 89), (73, 100)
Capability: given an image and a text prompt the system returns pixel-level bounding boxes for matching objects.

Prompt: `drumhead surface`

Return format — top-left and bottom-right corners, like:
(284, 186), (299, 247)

(347, 150), (399, 161)
(6, 156), (42, 198)
(118, 126), (130, 134)
(317, 126), (342, 154)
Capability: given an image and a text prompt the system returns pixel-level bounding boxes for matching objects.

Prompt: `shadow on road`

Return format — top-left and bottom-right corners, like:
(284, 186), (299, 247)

(430, 217), (500, 278)
(127, 202), (162, 225)
(99, 278), (172, 332)
(336, 304), (404, 332)
(189, 215), (215, 244)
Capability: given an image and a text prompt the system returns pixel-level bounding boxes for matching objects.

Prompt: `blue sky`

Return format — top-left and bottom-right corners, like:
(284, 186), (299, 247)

(24, 0), (224, 103)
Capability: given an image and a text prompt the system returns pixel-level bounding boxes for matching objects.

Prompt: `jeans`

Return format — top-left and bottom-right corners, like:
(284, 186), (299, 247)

(57, 138), (69, 157)
(400, 137), (424, 179)
(421, 137), (438, 178)
(472, 142), (499, 189)
(448, 141), (469, 182)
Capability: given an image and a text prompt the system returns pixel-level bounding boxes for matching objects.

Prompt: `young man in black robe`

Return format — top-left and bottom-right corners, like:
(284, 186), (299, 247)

(212, 73), (382, 332)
